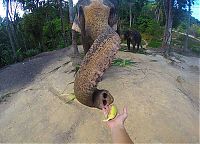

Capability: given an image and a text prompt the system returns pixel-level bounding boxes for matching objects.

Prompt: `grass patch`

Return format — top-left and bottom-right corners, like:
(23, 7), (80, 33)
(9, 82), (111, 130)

(119, 46), (127, 52)
(112, 58), (136, 67)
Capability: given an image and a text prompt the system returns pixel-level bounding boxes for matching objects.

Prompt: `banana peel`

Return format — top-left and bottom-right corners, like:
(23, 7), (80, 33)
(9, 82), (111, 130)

(103, 105), (118, 122)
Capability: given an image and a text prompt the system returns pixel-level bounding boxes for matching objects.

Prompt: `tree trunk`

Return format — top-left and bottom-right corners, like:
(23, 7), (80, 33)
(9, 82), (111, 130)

(72, 30), (79, 55)
(68, 0), (74, 23)
(155, 7), (161, 23)
(12, 7), (20, 50)
(21, 32), (27, 51)
(10, 21), (20, 50)
(183, 0), (191, 53)
(162, 0), (173, 57)
(8, 5), (20, 53)
(68, 0), (79, 55)
(129, 4), (132, 28)
(6, 0), (17, 61)
(58, 0), (67, 48)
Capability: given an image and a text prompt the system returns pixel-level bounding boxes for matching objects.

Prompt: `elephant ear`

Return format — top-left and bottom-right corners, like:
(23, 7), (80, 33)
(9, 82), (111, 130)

(78, 6), (85, 33)
(72, 3), (86, 33)
(108, 7), (118, 31)
(72, 16), (81, 33)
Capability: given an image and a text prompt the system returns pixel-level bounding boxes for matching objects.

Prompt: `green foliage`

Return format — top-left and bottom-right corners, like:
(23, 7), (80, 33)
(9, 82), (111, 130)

(112, 58), (136, 67)
(1, 0), (200, 68)
(0, 45), (14, 67)
(0, 18), (14, 67)
(176, 34), (185, 41)
(119, 46), (127, 51)
(148, 38), (162, 48)
(22, 12), (44, 50)
(190, 24), (200, 38)
(190, 45), (200, 54)
(23, 49), (40, 58)
(188, 38), (200, 54)
(177, 22), (187, 32)
(0, 0), (73, 68)
(135, 15), (163, 37)
(43, 18), (62, 50)
(172, 32), (200, 54)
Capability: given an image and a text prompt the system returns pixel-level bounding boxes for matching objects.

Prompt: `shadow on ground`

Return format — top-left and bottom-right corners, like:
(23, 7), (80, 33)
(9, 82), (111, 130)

(0, 48), (71, 96)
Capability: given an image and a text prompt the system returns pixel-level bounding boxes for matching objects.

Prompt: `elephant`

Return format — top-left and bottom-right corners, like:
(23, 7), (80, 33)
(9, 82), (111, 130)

(123, 29), (142, 52)
(72, 0), (119, 54)
(72, 0), (121, 109)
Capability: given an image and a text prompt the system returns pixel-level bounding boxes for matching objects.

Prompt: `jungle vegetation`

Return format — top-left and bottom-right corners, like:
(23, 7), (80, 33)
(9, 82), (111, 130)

(0, 0), (200, 68)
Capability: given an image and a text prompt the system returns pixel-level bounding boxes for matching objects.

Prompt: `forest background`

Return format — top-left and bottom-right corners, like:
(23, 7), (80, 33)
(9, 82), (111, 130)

(0, 0), (200, 68)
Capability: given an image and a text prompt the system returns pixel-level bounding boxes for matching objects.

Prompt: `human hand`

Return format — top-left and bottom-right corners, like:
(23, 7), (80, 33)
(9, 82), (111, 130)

(102, 105), (128, 129)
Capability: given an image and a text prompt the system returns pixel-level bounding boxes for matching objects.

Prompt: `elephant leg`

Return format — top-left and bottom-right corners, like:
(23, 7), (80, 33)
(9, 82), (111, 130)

(131, 40), (136, 52)
(141, 43), (143, 49)
(79, 6), (91, 55)
(82, 35), (93, 54)
(81, 34), (89, 54)
(127, 39), (131, 51)
(137, 43), (140, 51)
(133, 44), (136, 52)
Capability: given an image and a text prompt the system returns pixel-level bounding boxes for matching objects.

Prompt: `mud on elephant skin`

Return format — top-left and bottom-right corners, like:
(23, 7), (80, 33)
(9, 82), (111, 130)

(72, 0), (121, 109)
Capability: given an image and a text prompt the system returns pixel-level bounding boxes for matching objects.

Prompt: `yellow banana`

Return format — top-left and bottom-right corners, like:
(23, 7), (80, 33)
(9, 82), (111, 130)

(103, 105), (118, 122)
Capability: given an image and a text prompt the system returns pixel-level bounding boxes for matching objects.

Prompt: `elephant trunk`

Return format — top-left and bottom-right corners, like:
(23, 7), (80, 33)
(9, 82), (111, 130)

(74, 27), (120, 109)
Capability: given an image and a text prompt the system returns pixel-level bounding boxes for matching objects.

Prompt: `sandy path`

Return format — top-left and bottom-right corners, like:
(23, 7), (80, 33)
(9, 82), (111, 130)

(0, 46), (199, 143)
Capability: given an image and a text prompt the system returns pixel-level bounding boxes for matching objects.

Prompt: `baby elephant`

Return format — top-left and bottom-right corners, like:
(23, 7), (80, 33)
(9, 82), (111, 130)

(123, 29), (142, 52)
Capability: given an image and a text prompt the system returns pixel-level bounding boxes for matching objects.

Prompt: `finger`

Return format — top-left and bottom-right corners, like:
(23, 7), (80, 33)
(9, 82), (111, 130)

(123, 107), (127, 114)
(120, 107), (127, 115)
(123, 107), (128, 118)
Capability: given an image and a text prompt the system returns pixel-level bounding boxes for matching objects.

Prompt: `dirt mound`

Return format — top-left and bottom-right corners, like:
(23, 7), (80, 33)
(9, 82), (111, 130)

(0, 46), (199, 143)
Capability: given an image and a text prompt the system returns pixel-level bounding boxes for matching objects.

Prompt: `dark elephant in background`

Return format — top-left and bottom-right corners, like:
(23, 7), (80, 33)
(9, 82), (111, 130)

(123, 29), (142, 52)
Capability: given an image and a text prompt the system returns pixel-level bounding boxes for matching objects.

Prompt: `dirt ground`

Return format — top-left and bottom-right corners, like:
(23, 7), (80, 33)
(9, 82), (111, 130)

(0, 46), (199, 143)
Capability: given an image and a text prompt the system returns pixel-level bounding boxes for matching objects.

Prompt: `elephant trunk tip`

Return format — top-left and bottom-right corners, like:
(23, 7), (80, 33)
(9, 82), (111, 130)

(92, 89), (114, 109)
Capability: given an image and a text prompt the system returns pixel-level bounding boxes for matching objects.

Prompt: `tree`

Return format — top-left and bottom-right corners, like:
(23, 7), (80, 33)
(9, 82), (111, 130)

(5, 0), (17, 61)
(68, 0), (79, 55)
(155, 0), (164, 23)
(184, 0), (192, 52)
(162, 0), (173, 56)
(129, 2), (133, 28)
(161, 0), (195, 56)
(58, 0), (67, 47)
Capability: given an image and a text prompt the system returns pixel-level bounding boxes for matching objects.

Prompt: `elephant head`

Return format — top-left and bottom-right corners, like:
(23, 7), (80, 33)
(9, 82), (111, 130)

(72, 0), (119, 54)
(72, 0), (121, 109)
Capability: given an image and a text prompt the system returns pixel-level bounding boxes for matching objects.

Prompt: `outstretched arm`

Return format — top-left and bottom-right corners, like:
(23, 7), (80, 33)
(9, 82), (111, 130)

(102, 106), (134, 144)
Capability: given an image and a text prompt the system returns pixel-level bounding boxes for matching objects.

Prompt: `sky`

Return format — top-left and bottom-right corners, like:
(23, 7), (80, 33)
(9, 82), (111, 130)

(0, 0), (200, 21)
